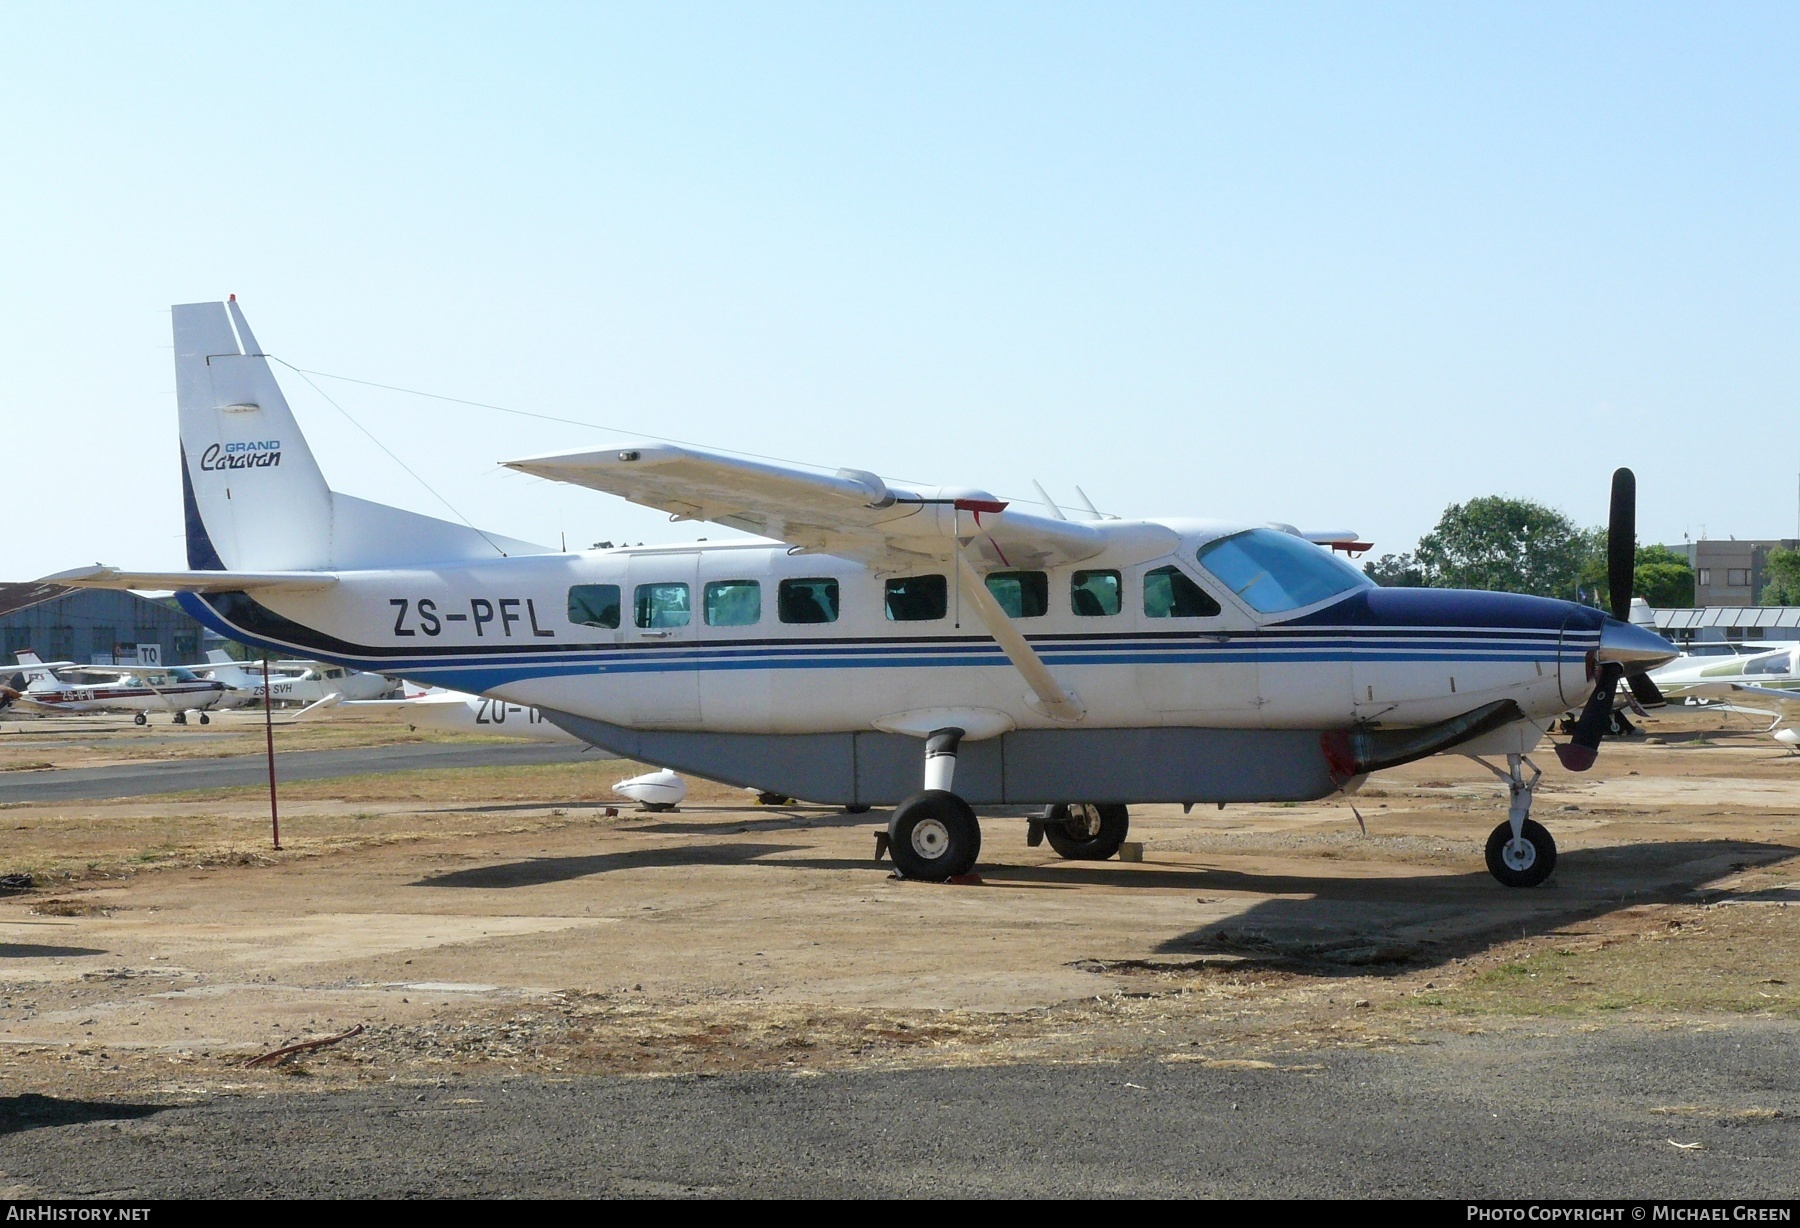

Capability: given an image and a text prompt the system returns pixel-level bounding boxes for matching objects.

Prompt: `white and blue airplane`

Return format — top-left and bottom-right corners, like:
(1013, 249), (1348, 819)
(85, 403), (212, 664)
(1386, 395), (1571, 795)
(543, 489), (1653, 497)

(44, 299), (1677, 887)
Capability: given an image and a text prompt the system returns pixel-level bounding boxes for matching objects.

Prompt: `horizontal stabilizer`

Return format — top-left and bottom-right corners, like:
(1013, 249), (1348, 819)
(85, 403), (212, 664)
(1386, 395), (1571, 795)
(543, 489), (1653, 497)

(42, 566), (339, 594)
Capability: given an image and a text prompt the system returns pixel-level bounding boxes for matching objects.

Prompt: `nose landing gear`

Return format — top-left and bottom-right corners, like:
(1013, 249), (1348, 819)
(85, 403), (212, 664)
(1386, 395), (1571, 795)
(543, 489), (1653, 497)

(1473, 753), (1556, 888)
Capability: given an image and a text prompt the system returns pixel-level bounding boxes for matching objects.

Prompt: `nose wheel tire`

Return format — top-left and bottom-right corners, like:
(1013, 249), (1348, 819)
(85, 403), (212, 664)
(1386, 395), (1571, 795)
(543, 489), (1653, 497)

(133, 713), (147, 726)
(887, 790), (981, 881)
(1043, 803), (1130, 861)
(1485, 818), (1557, 888)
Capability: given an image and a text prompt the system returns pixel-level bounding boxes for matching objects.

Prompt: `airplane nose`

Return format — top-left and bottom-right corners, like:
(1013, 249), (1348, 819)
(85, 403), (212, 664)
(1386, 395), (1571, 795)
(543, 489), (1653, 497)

(1596, 616), (1678, 671)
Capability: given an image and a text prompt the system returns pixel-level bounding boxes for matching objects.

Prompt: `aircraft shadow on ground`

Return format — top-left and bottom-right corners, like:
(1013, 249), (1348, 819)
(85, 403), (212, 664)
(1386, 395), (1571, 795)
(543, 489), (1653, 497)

(0, 1093), (165, 1137)
(1047, 837), (1797, 977)
(410, 842), (846, 889)
(0, 943), (108, 959)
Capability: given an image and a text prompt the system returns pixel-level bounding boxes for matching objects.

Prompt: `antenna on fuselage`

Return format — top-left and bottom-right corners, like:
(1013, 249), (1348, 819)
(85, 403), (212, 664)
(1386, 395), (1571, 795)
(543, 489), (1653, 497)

(1072, 485), (1111, 521)
(1030, 480), (1066, 521)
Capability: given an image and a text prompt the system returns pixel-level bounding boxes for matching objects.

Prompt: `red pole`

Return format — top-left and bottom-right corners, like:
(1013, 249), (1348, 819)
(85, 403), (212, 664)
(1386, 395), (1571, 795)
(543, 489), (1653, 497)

(263, 659), (281, 850)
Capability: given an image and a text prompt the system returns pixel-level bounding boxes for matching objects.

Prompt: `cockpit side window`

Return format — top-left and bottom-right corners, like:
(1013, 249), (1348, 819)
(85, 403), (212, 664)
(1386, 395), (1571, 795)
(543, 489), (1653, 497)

(1144, 565), (1222, 618)
(1196, 529), (1368, 614)
(1745, 650), (1793, 676)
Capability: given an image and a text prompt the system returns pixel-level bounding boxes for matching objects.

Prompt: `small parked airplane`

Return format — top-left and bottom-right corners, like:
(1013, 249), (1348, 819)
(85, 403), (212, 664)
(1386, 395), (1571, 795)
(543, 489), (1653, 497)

(1, 651), (227, 724)
(1648, 642), (1800, 705)
(196, 650), (398, 707)
(43, 299), (1679, 887)
(353, 685), (581, 743)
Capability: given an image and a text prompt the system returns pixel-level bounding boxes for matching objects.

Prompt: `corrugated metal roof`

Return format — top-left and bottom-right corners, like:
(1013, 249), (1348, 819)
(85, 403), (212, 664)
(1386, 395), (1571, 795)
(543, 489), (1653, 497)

(1654, 606), (1800, 629)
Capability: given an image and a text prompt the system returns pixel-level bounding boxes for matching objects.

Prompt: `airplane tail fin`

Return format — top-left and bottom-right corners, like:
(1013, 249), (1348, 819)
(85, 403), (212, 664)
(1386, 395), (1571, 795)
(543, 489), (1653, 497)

(176, 299), (549, 571)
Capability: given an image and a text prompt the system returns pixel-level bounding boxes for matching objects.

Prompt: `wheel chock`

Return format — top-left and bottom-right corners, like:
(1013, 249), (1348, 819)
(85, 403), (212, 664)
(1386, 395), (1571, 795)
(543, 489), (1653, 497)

(873, 831), (891, 862)
(1026, 820), (1045, 848)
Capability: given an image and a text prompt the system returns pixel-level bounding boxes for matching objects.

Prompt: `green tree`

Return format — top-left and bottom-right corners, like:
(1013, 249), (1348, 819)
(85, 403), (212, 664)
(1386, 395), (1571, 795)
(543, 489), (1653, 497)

(1577, 543), (1695, 610)
(1363, 552), (1424, 587)
(1411, 497), (1600, 598)
(1762, 547), (1800, 606)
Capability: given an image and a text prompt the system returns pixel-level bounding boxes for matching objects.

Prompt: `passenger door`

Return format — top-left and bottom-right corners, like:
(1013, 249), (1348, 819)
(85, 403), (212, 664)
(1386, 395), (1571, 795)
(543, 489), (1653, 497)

(1131, 560), (1261, 723)
(625, 553), (701, 726)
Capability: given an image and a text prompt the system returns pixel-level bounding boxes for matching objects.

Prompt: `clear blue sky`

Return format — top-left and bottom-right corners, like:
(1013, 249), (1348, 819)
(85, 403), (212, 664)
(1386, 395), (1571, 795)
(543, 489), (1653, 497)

(3, 3), (1796, 577)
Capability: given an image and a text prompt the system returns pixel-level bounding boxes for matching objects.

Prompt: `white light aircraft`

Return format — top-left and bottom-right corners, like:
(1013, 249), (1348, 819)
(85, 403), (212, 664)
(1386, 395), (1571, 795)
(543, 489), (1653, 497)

(357, 685), (581, 743)
(197, 650), (397, 707)
(44, 299), (1679, 887)
(1, 651), (228, 724)
(1647, 643), (1800, 705)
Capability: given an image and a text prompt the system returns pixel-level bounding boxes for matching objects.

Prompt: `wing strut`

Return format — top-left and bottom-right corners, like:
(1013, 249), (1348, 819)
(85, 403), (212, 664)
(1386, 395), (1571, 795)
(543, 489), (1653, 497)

(953, 550), (1085, 723)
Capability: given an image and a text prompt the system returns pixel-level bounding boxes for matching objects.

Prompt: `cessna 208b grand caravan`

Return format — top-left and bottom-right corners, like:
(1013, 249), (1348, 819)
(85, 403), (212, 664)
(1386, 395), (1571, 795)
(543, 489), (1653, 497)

(45, 299), (1678, 887)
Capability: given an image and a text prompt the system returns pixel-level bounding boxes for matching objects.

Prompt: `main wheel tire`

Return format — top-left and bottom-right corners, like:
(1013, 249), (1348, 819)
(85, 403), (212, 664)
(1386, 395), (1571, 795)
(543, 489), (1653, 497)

(1485, 818), (1557, 888)
(1043, 803), (1130, 861)
(133, 712), (147, 726)
(887, 790), (980, 881)
(199, 713), (210, 725)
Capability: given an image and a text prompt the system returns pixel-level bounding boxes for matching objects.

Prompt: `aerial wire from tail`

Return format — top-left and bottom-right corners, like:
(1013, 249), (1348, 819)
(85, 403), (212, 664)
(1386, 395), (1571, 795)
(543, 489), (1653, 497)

(274, 361), (1083, 519)
(271, 359), (512, 558)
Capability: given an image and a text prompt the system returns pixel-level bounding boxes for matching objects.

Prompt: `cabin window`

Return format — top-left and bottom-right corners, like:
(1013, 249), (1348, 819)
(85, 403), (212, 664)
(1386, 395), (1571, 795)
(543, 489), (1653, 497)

(1071, 570), (1121, 617)
(634, 583), (691, 629)
(985, 571), (1048, 618)
(778, 578), (840, 624)
(325, 668), (345, 679)
(567, 584), (621, 629)
(1746, 650), (1793, 675)
(885, 574), (948, 622)
(1144, 565), (1222, 618)
(1197, 528), (1367, 614)
(704, 580), (762, 627)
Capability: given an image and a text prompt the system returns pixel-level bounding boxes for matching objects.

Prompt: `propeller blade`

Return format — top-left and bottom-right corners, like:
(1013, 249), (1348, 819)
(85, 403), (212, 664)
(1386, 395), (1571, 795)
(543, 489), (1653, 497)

(1555, 663), (1623, 772)
(1608, 468), (1636, 622)
(1627, 671), (1665, 709)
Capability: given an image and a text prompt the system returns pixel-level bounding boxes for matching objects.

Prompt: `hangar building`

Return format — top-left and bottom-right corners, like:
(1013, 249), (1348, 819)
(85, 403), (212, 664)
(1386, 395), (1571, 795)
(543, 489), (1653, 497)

(0, 583), (216, 667)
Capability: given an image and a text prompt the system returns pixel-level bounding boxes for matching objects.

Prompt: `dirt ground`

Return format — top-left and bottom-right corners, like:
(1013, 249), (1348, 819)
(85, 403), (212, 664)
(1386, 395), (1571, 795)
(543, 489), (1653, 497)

(1, 706), (1796, 1108)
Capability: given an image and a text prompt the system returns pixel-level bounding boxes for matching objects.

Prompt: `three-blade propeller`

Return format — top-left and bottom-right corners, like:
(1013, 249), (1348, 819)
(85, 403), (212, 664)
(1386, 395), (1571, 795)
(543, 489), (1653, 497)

(1554, 468), (1667, 772)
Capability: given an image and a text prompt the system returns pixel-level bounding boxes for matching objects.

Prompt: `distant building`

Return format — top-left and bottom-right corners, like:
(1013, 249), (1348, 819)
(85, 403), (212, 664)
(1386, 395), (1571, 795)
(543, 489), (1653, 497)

(0, 585), (218, 667)
(1675, 538), (1799, 607)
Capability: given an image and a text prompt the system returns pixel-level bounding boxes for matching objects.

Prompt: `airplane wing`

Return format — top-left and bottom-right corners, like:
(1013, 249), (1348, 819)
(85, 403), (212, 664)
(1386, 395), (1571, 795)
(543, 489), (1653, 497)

(502, 442), (1131, 571)
(40, 566), (339, 593)
(1729, 682), (1800, 704)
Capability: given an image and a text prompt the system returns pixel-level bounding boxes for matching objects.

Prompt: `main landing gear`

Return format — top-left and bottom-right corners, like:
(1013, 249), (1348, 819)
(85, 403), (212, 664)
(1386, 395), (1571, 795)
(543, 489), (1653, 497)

(887, 729), (982, 881)
(1035, 803), (1130, 861)
(884, 728), (1134, 881)
(1473, 753), (1557, 888)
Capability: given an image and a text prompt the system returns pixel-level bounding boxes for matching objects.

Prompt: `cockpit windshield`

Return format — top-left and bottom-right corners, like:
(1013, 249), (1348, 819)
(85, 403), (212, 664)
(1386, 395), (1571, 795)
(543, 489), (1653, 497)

(1196, 528), (1370, 614)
